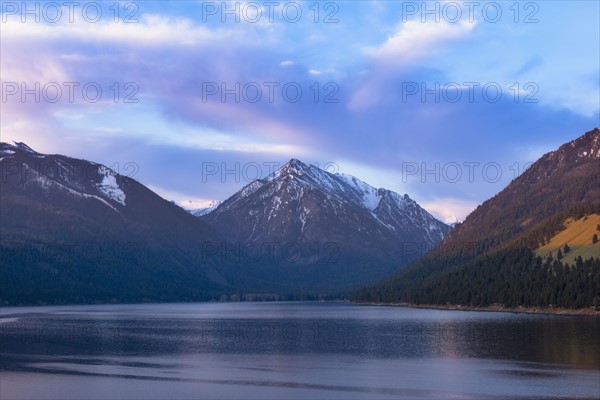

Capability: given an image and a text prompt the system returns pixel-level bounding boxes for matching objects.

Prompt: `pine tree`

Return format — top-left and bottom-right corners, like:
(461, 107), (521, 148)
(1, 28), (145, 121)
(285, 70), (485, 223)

(593, 234), (598, 244)
(557, 249), (563, 260)
(563, 244), (571, 254)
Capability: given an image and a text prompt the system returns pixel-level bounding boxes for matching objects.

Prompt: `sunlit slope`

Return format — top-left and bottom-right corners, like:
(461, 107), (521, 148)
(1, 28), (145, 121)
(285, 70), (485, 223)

(536, 214), (600, 263)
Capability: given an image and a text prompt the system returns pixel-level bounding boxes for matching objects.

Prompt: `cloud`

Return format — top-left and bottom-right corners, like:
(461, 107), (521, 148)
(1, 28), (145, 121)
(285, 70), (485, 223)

(1, 2), (597, 217)
(1, 12), (242, 45)
(349, 19), (475, 111)
(369, 20), (476, 65)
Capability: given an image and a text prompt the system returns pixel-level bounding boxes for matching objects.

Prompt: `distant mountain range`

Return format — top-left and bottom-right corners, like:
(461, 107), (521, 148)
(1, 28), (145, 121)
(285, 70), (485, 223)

(174, 199), (223, 217)
(354, 128), (600, 309)
(4, 128), (597, 308)
(0, 144), (449, 304)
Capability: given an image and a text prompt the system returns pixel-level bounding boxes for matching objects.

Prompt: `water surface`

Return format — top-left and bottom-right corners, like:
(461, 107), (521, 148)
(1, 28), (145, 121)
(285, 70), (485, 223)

(1, 302), (598, 399)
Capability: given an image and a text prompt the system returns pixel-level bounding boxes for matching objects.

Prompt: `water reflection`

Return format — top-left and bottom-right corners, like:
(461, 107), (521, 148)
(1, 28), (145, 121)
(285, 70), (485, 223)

(1, 303), (599, 399)
(2, 304), (599, 367)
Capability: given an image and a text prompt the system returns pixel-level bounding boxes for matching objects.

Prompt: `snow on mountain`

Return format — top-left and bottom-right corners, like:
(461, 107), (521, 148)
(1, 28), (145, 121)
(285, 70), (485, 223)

(257, 160), (443, 236)
(336, 173), (382, 210)
(12, 142), (38, 154)
(240, 180), (266, 198)
(19, 162), (119, 211)
(446, 216), (463, 227)
(192, 200), (223, 216)
(175, 199), (209, 210)
(1, 142), (126, 210)
(203, 158), (451, 250)
(262, 160), (385, 212)
(172, 199), (224, 216)
(96, 165), (126, 205)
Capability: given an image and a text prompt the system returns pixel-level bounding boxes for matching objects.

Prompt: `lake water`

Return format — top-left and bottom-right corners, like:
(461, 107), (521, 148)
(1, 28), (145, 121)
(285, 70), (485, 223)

(1, 302), (598, 399)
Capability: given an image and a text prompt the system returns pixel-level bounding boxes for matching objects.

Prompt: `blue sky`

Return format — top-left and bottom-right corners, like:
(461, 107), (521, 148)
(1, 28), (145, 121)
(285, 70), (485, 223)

(1, 1), (599, 221)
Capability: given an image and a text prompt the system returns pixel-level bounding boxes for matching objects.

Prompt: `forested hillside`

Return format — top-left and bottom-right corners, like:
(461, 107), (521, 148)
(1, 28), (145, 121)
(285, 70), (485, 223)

(354, 128), (600, 309)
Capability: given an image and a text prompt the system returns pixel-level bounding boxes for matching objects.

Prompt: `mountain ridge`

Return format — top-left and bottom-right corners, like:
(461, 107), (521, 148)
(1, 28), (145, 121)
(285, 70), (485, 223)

(1, 144), (450, 302)
(354, 128), (600, 309)
(200, 158), (450, 292)
(204, 158), (449, 245)
(0, 141), (232, 304)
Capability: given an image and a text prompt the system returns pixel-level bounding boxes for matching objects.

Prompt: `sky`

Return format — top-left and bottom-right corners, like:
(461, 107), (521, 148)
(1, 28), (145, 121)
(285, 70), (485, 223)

(1, 0), (599, 223)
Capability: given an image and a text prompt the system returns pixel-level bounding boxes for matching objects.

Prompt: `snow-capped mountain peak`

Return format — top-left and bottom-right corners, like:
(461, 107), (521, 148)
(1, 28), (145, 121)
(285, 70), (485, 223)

(1, 142), (127, 210)
(174, 199), (223, 217)
(1, 142), (42, 158)
(275, 158), (311, 176)
(12, 141), (38, 154)
(202, 158), (451, 256)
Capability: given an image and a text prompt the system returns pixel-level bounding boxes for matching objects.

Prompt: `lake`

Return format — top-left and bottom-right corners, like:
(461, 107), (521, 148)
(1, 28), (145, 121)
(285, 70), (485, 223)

(1, 302), (599, 399)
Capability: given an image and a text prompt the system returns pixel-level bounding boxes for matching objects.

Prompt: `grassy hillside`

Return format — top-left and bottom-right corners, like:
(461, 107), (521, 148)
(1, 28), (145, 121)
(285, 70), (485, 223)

(536, 214), (600, 263)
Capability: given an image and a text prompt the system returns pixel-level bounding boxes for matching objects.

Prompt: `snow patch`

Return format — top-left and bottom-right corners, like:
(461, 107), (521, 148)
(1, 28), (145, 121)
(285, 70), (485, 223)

(96, 166), (126, 205)
(23, 164), (119, 212)
(189, 200), (222, 216)
(240, 180), (265, 197)
(12, 142), (37, 154)
(298, 206), (310, 233)
(337, 173), (381, 210)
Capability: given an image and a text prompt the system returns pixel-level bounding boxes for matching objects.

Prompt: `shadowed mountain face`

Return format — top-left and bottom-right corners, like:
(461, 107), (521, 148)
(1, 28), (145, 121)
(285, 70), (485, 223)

(201, 159), (450, 291)
(438, 127), (600, 257)
(354, 128), (600, 308)
(0, 142), (229, 304)
(0, 144), (449, 303)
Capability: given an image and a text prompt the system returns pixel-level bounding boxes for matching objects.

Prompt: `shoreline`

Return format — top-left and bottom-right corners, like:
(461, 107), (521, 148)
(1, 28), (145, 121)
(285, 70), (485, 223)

(355, 301), (600, 317)
(2, 300), (599, 317)
(351, 301), (600, 317)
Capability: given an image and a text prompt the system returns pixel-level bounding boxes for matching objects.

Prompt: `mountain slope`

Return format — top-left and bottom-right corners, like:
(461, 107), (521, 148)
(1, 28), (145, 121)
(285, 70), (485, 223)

(201, 159), (450, 292)
(535, 214), (600, 264)
(0, 142), (229, 304)
(439, 128), (600, 257)
(354, 128), (600, 308)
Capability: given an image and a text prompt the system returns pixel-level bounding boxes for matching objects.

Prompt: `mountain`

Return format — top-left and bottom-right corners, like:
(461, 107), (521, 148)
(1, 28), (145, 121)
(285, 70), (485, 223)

(191, 200), (223, 217)
(354, 128), (600, 309)
(0, 144), (449, 303)
(200, 158), (450, 292)
(535, 214), (600, 264)
(172, 199), (223, 216)
(0, 142), (230, 305)
(446, 216), (462, 228)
